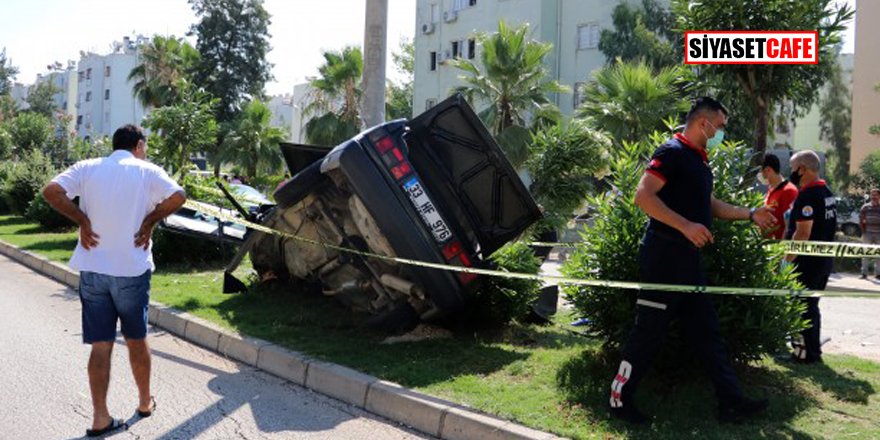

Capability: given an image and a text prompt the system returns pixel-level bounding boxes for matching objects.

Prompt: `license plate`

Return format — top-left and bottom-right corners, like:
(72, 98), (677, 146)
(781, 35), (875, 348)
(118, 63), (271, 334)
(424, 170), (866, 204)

(403, 177), (452, 243)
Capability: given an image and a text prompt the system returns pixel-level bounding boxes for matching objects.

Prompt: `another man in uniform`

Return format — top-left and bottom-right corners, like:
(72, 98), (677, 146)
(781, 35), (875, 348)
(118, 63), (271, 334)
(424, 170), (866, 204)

(759, 154), (798, 239)
(609, 97), (775, 424)
(784, 150), (836, 364)
(858, 189), (880, 279)
(42, 125), (186, 437)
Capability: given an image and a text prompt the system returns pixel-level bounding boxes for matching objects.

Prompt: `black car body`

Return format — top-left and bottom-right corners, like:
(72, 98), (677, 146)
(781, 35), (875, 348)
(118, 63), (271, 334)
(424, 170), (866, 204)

(239, 95), (541, 325)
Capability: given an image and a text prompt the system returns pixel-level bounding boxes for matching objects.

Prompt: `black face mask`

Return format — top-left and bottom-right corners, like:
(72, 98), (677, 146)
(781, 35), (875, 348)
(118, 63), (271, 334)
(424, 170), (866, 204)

(789, 168), (802, 187)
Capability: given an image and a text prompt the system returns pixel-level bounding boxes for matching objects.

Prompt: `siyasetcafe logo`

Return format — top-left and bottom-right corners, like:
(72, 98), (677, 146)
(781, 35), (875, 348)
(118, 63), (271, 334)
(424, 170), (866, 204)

(685, 31), (818, 64)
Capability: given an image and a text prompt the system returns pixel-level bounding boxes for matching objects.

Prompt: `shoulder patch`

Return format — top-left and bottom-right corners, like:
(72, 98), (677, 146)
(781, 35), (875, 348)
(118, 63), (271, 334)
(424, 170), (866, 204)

(802, 205), (814, 217)
(649, 158), (662, 168)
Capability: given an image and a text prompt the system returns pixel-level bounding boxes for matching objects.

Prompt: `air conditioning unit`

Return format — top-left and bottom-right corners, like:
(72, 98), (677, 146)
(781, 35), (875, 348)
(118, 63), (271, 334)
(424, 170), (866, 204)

(421, 23), (435, 35)
(438, 50), (452, 64)
(443, 10), (458, 23)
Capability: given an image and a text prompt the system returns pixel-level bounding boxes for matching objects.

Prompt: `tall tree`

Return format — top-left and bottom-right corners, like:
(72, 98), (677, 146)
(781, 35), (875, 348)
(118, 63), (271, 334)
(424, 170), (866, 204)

(8, 112), (53, 159)
(578, 60), (692, 144)
(25, 80), (61, 118)
(598, 0), (680, 70)
(675, 0), (854, 167)
(0, 48), (18, 96)
(304, 46), (364, 146)
(219, 99), (285, 179)
(189, 0), (273, 124)
(819, 55), (852, 191)
(128, 35), (200, 108)
(448, 21), (567, 167)
(386, 38), (413, 120)
(449, 21), (567, 136)
(143, 81), (219, 177)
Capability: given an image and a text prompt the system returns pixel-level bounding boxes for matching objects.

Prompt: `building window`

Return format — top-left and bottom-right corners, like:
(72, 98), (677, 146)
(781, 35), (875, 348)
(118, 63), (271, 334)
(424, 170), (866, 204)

(76, 115), (82, 125)
(104, 89), (110, 100)
(577, 23), (601, 50)
(86, 68), (92, 80)
(573, 82), (587, 109)
(78, 71), (84, 82)
(85, 91), (92, 102)
(430, 3), (440, 23)
(426, 99), (437, 110)
(452, 0), (472, 11)
(104, 66), (111, 77)
(452, 41), (461, 58)
(430, 51), (437, 71)
(468, 39), (476, 59)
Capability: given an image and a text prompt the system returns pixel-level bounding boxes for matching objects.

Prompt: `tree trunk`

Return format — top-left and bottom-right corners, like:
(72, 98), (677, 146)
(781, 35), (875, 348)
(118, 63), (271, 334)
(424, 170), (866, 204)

(751, 97), (770, 171)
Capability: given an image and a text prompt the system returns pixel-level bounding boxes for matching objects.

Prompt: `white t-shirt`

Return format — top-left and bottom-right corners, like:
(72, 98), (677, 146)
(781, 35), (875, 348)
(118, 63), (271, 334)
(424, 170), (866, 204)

(51, 150), (183, 277)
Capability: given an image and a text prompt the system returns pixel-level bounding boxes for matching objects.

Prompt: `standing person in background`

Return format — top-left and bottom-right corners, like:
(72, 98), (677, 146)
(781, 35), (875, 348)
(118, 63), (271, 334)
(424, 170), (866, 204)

(758, 154), (798, 239)
(784, 150), (837, 364)
(42, 125), (186, 437)
(859, 189), (880, 279)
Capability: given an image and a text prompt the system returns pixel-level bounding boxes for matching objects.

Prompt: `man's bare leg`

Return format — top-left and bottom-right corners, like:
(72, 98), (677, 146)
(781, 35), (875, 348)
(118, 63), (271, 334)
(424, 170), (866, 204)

(88, 341), (114, 430)
(126, 337), (153, 412)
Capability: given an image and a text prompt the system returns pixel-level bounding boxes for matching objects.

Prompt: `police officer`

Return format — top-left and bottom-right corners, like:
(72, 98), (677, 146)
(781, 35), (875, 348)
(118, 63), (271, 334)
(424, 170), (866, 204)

(609, 97), (775, 424)
(784, 150), (836, 363)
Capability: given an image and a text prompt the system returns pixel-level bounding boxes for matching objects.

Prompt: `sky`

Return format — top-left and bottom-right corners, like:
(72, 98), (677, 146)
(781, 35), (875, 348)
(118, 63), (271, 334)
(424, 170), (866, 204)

(0, 0), (417, 96)
(0, 0), (856, 96)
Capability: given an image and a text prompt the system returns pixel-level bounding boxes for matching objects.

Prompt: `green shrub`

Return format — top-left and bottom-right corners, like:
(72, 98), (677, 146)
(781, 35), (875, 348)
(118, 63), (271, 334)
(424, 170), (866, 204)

(467, 241), (542, 327)
(25, 195), (75, 230)
(3, 150), (56, 215)
(561, 134), (806, 368)
(152, 227), (238, 266)
(0, 161), (13, 214)
(525, 120), (610, 231)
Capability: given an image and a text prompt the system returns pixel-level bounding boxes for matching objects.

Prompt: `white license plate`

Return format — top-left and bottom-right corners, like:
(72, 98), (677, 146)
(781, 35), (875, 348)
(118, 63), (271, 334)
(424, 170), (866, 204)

(403, 177), (452, 243)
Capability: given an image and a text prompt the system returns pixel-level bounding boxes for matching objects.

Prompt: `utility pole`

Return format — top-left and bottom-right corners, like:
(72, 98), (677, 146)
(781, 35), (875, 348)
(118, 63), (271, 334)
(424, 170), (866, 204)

(362, 0), (388, 127)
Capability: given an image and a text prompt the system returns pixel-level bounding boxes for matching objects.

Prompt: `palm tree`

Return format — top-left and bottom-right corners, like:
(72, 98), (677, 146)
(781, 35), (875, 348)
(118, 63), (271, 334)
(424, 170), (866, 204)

(304, 46), (363, 146)
(128, 35), (200, 109)
(219, 99), (286, 179)
(577, 60), (692, 144)
(447, 21), (567, 167)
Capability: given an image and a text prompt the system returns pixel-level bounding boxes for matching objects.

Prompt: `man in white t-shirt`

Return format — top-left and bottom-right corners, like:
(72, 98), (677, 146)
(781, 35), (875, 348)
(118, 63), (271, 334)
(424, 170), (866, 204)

(42, 124), (185, 437)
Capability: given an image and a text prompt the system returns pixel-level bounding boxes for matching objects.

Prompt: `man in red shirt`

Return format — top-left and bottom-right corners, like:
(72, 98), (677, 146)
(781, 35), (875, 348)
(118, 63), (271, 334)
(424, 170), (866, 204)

(759, 154), (798, 239)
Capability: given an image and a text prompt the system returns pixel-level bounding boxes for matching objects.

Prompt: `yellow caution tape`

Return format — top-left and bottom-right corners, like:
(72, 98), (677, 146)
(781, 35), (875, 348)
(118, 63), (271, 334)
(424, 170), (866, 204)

(531, 240), (880, 258)
(183, 199), (879, 299)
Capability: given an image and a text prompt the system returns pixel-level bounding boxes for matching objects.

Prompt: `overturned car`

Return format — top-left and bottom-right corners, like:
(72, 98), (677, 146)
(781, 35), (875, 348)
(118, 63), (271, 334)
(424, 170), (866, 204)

(226, 95), (541, 328)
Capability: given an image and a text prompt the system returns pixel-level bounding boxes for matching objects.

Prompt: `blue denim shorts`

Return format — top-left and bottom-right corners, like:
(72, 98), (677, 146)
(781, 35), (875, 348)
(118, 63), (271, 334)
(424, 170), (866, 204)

(78, 270), (151, 343)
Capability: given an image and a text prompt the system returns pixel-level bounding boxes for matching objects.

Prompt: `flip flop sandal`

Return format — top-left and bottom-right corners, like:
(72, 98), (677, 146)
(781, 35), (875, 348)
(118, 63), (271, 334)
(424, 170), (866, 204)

(137, 396), (157, 418)
(86, 418), (125, 437)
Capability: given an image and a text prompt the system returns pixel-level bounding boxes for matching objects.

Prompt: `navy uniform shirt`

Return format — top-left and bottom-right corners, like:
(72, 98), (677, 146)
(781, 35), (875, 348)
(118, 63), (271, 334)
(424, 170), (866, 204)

(644, 133), (714, 242)
(785, 179), (836, 287)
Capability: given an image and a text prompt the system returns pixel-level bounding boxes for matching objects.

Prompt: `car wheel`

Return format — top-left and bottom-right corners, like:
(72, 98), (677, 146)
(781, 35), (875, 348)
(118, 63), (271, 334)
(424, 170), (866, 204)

(366, 302), (420, 333)
(842, 224), (861, 237)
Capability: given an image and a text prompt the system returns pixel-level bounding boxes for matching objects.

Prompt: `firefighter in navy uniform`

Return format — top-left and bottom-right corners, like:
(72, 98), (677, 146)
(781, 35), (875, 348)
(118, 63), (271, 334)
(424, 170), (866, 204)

(784, 150), (836, 363)
(609, 97), (776, 424)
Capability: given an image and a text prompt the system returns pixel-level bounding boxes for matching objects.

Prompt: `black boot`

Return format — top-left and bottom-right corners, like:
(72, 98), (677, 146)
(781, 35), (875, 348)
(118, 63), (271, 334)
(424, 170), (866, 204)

(718, 397), (769, 423)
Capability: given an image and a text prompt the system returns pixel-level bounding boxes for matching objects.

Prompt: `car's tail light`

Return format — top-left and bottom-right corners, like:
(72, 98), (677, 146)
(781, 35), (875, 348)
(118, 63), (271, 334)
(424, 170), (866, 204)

(442, 240), (478, 285)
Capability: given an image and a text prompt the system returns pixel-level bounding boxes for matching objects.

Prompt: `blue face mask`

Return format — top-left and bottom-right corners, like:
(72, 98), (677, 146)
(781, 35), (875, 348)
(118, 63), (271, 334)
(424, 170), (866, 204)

(703, 120), (725, 150)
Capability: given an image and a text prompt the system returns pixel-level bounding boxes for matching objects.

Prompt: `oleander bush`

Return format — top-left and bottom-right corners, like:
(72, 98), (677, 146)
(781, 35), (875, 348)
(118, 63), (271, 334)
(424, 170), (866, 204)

(561, 133), (807, 369)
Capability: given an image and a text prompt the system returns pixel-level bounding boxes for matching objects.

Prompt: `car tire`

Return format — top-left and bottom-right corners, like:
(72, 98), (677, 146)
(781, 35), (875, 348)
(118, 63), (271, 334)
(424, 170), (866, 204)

(366, 302), (420, 334)
(842, 224), (861, 237)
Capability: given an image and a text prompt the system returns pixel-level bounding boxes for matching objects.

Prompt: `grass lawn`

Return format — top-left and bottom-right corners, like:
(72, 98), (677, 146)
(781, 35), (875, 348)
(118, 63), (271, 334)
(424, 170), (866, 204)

(2, 215), (879, 439)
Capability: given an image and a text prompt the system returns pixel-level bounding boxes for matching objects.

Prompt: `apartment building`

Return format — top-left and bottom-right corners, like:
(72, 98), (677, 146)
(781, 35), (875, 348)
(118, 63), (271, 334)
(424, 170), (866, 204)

(413, 0), (626, 118)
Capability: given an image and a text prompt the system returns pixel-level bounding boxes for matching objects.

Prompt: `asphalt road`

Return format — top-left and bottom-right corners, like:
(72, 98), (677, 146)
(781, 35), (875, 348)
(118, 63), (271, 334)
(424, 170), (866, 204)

(0, 255), (431, 440)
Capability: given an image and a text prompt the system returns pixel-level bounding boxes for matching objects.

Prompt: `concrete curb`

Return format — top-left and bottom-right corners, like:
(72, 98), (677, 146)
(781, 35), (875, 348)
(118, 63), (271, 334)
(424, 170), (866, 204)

(0, 238), (564, 440)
